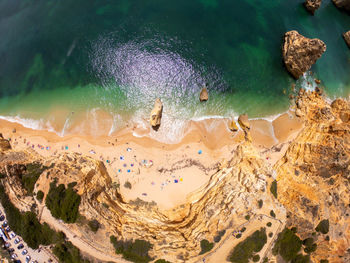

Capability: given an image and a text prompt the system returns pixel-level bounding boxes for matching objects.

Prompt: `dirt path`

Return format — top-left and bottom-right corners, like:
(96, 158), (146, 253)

(40, 207), (128, 263)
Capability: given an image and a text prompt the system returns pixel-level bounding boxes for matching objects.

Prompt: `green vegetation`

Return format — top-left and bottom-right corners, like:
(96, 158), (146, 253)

(241, 227), (246, 232)
(270, 180), (277, 199)
(262, 257), (268, 263)
(53, 240), (90, 263)
(124, 181), (132, 189)
(267, 222), (272, 227)
(252, 255), (260, 262)
(245, 215), (250, 220)
(36, 190), (44, 202)
(214, 230), (226, 243)
(290, 254), (310, 263)
(110, 236), (153, 263)
(46, 181), (81, 223)
(236, 234), (242, 239)
(199, 239), (214, 255)
(270, 210), (276, 218)
(20, 163), (49, 195)
(268, 233), (273, 238)
(315, 219), (329, 234)
(88, 219), (100, 233)
(155, 260), (171, 263)
(258, 199), (263, 208)
(228, 228), (267, 263)
(320, 260), (329, 263)
(272, 228), (307, 262)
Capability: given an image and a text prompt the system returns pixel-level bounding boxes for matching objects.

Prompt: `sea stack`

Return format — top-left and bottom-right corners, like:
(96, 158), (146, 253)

(304, 0), (322, 15)
(199, 87), (209, 102)
(343, 31), (350, 48)
(282, 30), (326, 79)
(150, 98), (163, 129)
(332, 0), (350, 13)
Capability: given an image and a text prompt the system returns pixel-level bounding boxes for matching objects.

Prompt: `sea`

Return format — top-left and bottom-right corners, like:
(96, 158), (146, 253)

(0, 0), (350, 142)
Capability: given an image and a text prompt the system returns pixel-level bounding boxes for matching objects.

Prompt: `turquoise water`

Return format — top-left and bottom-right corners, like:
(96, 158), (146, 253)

(0, 0), (350, 135)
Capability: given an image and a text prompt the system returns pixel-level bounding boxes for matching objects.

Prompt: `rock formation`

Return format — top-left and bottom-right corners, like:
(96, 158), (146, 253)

(238, 114), (250, 131)
(304, 0), (322, 15)
(333, 0), (350, 13)
(150, 98), (163, 129)
(343, 31), (350, 48)
(0, 133), (11, 152)
(228, 119), (238, 132)
(282, 31), (326, 79)
(199, 87), (208, 102)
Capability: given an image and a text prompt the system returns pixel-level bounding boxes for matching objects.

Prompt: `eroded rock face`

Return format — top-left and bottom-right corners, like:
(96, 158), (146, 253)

(228, 119), (238, 132)
(333, 0), (350, 12)
(282, 31), (326, 79)
(0, 133), (11, 152)
(238, 114), (250, 131)
(305, 0), (322, 14)
(343, 31), (350, 48)
(150, 98), (163, 128)
(199, 87), (208, 102)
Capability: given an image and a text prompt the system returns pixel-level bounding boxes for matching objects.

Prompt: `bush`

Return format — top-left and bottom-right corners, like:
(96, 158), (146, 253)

(155, 260), (171, 263)
(21, 163), (49, 195)
(272, 228), (302, 262)
(36, 190), (44, 202)
(228, 228), (267, 263)
(258, 199), (263, 208)
(214, 230), (226, 243)
(110, 236), (153, 263)
(88, 219), (100, 233)
(290, 254), (310, 263)
(199, 239), (214, 255)
(270, 210), (276, 218)
(252, 255), (260, 262)
(267, 222), (272, 227)
(46, 181), (81, 223)
(53, 240), (90, 263)
(124, 181), (132, 189)
(245, 215), (250, 220)
(320, 260), (329, 263)
(268, 233), (273, 238)
(315, 219), (329, 234)
(262, 257), (268, 263)
(270, 180), (277, 199)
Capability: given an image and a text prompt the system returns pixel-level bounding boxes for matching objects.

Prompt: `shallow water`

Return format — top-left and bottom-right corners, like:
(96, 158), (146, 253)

(0, 0), (350, 138)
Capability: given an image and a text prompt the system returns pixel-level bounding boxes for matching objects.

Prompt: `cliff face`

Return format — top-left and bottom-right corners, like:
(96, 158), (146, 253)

(0, 91), (349, 262)
(275, 91), (350, 262)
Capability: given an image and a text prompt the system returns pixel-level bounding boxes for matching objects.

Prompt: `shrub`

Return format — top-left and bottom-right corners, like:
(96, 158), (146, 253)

(36, 190), (44, 202)
(252, 255), (260, 262)
(236, 234), (242, 239)
(214, 230), (226, 242)
(290, 254), (310, 263)
(270, 210), (276, 218)
(21, 163), (49, 195)
(124, 181), (132, 189)
(46, 181), (81, 223)
(270, 180), (277, 198)
(110, 236), (153, 263)
(272, 228), (302, 262)
(199, 239), (214, 255)
(263, 257), (268, 263)
(267, 222), (272, 227)
(315, 219), (329, 234)
(88, 219), (100, 233)
(268, 233), (273, 238)
(241, 227), (246, 232)
(258, 199), (263, 208)
(245, 215), (250, 220)
(53, 240), (90, 263)
(320, 260), (329, 263)
(228, 228), (267, 263)
(155, 260), (171, 263)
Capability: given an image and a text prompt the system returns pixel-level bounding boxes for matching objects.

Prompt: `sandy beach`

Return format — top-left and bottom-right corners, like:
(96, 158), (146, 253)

(0, 111), (302, 210)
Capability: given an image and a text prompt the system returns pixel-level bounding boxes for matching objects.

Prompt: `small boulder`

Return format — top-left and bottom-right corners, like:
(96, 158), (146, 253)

(238, 114), (250, 131)
(150, 98), (163, 129)
(304, 0), (322, 14)
(200, 87), (209, 102)
(228, 119), (239, 132)
(343, 31), (350, 48)
(282, 31), (326, 79)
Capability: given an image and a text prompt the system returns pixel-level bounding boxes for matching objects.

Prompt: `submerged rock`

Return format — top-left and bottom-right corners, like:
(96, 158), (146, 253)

(332, 0), (350, 13)
(343, 31), (350, 48)
(150, 98), (163, 129)
(199, 87), (208, 102)
(282, 31), (326, 79)
(304, 0), (322, 15)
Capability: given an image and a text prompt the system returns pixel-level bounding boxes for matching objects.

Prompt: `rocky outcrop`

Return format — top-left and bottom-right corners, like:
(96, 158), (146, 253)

(0, 133), (11, 152)
(150, 98), (163, 129)
(238, 114), (250, 131)
(282, 31), (326, 79)
(343, 31), (350, 48)
(333, 0), (350, 13)
(228, 119), (238, 132)
(304, 0), (322, 14)
(199, 87), (208, 102)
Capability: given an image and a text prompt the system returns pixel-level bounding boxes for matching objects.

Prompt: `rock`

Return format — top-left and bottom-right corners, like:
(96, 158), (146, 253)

(238, 114), (250, 131)
(295, 109), (303, 117)
(331, 98), (349, 112)
(343, 31), (350, 48)
(0, 134), (11, 151)
(332, 0), (350, 13)
(315, 78), (321, 84)
(150, 98), (163, 129)
(282, 31), (326, 79)
(304, 0), (322, 14)
(228, 119), (239, 132)
(199, 87), (208, 102)
(12, 128), (16, 133)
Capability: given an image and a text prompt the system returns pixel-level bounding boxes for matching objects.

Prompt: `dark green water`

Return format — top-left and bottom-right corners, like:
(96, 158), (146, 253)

(0, 0), (350, 136)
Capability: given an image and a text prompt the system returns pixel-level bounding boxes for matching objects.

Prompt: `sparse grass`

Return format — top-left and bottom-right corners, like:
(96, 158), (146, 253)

(199, 239), (214, 255)
(228, 228), (267, 263)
